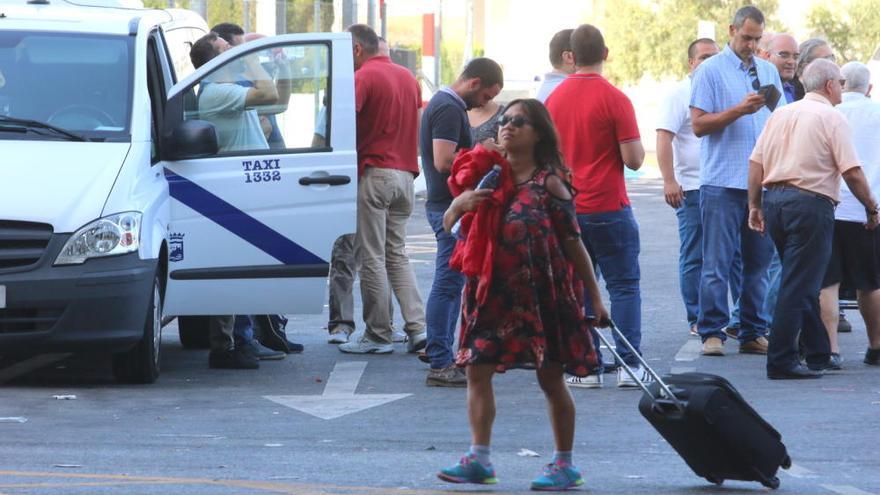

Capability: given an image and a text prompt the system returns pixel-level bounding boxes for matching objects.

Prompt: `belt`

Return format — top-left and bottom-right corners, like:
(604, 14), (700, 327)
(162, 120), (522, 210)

(764, 182), (836, 206)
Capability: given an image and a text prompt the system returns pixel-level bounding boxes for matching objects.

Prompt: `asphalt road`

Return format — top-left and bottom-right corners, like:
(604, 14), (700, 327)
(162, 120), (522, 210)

(1, 178), (878, 495)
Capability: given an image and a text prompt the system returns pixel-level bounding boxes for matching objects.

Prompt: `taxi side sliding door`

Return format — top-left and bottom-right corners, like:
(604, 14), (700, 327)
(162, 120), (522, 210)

(159, 33), (356, 316)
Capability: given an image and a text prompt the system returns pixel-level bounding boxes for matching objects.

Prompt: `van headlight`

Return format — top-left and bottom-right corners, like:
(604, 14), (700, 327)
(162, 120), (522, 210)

(54, 212), (142, 265)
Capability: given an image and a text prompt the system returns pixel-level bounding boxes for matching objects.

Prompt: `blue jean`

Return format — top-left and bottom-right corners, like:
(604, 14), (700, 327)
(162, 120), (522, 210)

(763, 188), (832, 370)
(698, 186), (773, 343)
(763, 250), (782, 326)
(233, 315), (254, 348)
(675, 190), (702, 327)
(579, 207), (642, 367)
(425, 208), (465, 369)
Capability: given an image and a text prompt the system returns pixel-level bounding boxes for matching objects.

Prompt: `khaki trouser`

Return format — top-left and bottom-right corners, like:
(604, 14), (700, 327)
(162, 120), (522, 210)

(327, 233), (394, 334)
(356, 167), (425, 344)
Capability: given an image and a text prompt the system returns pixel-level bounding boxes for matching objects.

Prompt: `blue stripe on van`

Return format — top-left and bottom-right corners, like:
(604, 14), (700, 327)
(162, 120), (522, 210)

(165, 170), (325, 265)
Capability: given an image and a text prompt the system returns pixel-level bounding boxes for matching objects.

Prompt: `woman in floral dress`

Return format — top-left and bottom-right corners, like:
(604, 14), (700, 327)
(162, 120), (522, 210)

(437, 99), (610, 491)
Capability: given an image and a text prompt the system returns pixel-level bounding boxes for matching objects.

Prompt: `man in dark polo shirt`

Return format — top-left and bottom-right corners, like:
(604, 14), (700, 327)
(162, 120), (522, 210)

(337, 24), (427, 355)
(420, 58), (503, 387)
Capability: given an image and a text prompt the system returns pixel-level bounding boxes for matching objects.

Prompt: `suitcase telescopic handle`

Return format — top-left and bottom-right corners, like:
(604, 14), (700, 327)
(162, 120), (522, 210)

(591, 319), (686, 414)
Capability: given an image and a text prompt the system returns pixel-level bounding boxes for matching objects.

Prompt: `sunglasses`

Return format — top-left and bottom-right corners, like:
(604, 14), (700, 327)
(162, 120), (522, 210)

(748, 66), (760, 91)
(498, 115), (530, 128)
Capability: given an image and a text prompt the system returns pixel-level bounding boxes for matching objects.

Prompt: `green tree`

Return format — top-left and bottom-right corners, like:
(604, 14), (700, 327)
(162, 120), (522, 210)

(600, 0), (783, 85)
(807, 0), (880, 63)
(286, 0), (334, 33)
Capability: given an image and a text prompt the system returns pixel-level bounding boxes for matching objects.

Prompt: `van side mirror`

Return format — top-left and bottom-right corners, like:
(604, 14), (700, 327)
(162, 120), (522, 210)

(164, 120), (218, 160)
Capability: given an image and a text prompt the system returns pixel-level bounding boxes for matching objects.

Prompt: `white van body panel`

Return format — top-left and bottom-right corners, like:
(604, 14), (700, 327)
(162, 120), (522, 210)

(0, 141), (131, 233)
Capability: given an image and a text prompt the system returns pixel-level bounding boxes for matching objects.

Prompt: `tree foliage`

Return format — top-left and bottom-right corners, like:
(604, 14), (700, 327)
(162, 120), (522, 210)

(807, 0), (880, 63)
(599, 0), (783, 85)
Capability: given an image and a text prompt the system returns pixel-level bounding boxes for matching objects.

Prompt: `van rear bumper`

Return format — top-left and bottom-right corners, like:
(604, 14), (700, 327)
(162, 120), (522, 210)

(0, 236), (157, 355)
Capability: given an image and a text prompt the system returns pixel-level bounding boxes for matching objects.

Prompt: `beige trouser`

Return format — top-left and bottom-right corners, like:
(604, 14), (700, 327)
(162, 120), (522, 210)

(356, 167), (426, 344)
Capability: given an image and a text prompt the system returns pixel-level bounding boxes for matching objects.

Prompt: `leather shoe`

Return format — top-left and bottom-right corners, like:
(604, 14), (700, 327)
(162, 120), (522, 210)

(724, 326), (740, 340)
(701, 337), (725, 356)
(837, 314), (852, 333)
(767, 364), (823, 380)
(807, 353), (842, 371)
(739, 336), (769, 355)
(864, 348), (880, 365)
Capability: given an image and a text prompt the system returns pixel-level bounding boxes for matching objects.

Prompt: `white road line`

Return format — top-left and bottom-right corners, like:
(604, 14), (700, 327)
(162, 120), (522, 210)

(674, 339), (702, 362)
(823, 485), (878, 495)
(783, 463), (816, 478)
(0, 354), (70, 384)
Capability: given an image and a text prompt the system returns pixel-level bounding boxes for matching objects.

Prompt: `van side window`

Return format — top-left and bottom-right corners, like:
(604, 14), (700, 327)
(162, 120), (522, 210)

(147, 35), (166, 163)
(163, 26), (204, 82)
(184, 42), (330, 155)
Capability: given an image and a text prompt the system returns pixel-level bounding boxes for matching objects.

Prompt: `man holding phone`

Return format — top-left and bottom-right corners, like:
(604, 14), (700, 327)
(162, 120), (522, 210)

(689, 5), (786, 357)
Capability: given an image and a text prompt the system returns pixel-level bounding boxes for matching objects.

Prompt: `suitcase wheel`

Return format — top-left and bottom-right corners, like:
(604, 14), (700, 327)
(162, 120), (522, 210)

(704, 476), (723, 486)
(762, 476), (781, 490)
(781, 455), (792, 469)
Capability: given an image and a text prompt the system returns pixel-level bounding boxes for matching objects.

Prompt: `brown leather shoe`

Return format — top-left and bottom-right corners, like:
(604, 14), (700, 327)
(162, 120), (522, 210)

(740, 336), (769, 355)
(701, 337), (725, 356)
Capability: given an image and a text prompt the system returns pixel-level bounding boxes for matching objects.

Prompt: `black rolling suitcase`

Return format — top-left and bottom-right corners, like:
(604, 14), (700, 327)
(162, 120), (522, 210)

(593, 322), (791, 489)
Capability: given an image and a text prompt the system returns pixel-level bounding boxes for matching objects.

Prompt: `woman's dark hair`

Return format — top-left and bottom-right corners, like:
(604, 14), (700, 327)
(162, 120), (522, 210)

(501, 98), (569, 176)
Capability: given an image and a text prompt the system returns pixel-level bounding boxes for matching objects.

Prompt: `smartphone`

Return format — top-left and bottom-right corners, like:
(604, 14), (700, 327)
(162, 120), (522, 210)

(757, 84), (782, 111)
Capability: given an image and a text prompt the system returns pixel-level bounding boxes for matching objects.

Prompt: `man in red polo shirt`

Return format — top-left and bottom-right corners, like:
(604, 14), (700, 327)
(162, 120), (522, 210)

(338, 24), (427, 354)
(546, 24), (648, 389)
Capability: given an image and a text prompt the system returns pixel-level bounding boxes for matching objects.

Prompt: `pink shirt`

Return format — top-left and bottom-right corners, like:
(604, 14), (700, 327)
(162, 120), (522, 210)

(750, 93), (860, 201)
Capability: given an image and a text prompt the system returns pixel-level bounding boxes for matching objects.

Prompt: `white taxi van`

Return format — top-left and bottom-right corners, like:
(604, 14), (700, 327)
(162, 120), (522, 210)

(0, 0), (356, 382)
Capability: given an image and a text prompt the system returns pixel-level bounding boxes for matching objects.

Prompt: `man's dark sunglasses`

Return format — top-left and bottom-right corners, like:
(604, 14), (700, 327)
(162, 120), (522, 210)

(498, 115), (530, 128)
(748, 66), (761, 91)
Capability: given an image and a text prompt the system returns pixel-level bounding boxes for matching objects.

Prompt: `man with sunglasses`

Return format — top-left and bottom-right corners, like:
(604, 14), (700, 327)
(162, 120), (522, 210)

(748, 59), (879, 379)
(689, 5), (785, 358)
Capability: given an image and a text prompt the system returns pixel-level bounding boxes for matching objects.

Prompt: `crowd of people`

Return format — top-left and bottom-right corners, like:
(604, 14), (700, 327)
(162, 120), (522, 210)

(185, 6), (880, 490)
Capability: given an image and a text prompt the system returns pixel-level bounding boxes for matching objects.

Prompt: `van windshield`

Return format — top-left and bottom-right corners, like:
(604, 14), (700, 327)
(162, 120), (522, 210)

(0, 31), (133, 142)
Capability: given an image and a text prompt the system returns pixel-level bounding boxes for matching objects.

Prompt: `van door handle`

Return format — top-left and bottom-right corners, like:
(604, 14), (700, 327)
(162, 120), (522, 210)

(298, 175), (351, 186)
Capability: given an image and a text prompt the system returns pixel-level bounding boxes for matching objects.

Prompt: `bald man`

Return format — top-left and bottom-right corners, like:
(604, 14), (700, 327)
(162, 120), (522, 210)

(759, 33), (799, 104)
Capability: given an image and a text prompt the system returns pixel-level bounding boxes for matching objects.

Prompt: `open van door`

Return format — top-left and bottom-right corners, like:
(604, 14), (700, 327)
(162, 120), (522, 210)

(159, 33), (356, 316)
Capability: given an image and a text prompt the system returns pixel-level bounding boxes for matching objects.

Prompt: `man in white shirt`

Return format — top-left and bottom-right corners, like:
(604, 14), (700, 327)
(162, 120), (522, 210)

(655, 38), (718, 336)
(819, 61), (880, 367)
(535, 29), (574, 103)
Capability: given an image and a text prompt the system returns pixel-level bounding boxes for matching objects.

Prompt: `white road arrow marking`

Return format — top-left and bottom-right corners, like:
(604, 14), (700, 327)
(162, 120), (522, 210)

(263, 361), (411, 420)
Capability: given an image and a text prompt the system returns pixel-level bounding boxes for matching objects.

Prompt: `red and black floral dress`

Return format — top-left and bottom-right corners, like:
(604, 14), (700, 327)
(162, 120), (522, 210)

(455, 168), (599, 376)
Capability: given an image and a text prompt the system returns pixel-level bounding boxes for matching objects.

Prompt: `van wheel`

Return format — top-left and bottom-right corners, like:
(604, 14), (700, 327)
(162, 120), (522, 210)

(112, 276), (162, 384)
(177, 316), (211, 349)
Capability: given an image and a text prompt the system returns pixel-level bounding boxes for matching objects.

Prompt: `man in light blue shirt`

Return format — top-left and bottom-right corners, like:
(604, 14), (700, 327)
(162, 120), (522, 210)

(535, 29), (575, 103)
(689, 5), (785, 356)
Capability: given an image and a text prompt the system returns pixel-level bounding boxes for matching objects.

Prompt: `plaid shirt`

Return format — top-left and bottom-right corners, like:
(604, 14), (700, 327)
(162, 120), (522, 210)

(690, 44), (785, 190)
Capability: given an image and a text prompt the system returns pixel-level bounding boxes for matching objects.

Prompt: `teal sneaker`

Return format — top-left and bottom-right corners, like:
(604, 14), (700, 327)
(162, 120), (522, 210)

(437, 454), (498, 485)
(530, 462), (584, 491)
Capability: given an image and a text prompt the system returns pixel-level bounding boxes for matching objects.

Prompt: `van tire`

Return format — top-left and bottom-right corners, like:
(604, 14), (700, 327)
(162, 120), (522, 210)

(177, 316), (210, 349)
(112, 276), (162, 384)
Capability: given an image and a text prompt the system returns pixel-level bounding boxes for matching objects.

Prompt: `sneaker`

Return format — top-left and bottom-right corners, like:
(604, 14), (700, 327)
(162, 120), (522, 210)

(327, 327), (353, 344)
(208, 347), (259, 369)
(391, 328), (408, 343)
(284, 339), (304, 354)
(689, 325), (699, 337)
(617, 366), (654, 388)
(406, 331), (427, 353)
(338, 336), (393, 354)
(838, 313), (852, 333)
(739, 336), (769, 355)
(865, 348), (880, 365)
(437, 454), (498, 485)
(701, 337), (725, 356)
(566, 374), (603, 389)
(807, 352), (843, 371)
(247, 340), (286, 360)
(530, 462), (585, 491)
(426, 366), (467, 387)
